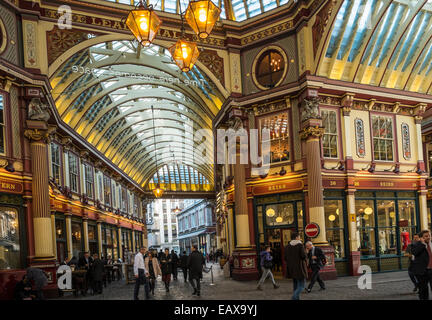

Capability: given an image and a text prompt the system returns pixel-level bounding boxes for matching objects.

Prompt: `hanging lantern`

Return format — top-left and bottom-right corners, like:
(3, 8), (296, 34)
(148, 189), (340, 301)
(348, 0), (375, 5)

(266, 208), (275, 217)
(275, 216), (283, 223)
(169, 39), (200, 72)
(125, 1), (162, 47)
(152, 183), (164, 198)
(185, 0), (221, 39)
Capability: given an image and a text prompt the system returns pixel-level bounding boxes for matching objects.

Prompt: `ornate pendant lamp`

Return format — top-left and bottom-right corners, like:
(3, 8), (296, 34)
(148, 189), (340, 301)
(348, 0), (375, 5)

(185, 0), (221, 39)
(170, 2), (200, 72)
(126, 0), (162, 47)
(151, 105), (164, 198)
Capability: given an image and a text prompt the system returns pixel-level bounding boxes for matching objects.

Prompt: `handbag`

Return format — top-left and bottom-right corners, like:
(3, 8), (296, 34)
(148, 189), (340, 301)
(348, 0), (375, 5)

(263, 260), (273, 269)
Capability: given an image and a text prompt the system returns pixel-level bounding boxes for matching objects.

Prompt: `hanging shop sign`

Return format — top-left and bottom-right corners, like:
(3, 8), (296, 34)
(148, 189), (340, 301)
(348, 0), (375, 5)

(305, 223), (320, 238)
(252, 180), (303, 196)
(353, 179), (419, 190)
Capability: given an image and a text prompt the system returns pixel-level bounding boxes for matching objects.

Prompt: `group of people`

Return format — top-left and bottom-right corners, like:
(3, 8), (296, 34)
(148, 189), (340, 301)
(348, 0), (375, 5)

(134, 245), (206, 300)
(257, 232), (326, 300)
(406, 229), (432, 300)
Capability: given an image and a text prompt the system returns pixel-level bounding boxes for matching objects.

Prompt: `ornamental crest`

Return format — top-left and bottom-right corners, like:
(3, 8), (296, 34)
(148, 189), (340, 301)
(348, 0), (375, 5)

(355, 118), (365, 158)
(401, 123), (411, 160)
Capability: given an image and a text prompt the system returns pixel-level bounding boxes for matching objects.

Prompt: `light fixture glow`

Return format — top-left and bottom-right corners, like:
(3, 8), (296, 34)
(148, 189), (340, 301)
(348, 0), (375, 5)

(329, 214), (336, 221)
(185, 0), (221, 39)
(275, 216), (283, 223)
(266, 208), (275, 217)
(125, 1), (162, 47)
(389, 211), (395, 218)
(364, 207), (373, 215)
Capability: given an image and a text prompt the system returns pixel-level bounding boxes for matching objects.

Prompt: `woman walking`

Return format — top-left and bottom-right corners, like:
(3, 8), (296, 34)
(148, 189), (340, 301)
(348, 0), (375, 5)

(160, 248), (173, 292)
(256, 245), (279, 290)
(145, 252), (162, 295)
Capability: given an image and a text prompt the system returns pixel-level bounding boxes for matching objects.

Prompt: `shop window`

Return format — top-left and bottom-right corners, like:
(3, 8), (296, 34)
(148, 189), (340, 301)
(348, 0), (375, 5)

(50, 143), (62, 185)
(371, 115), (394, 161)
(84, 163), (94, 199)
(376, 200), (397, 255)
(255, 49), (285, 89)
(355, 200), (376, 257)
(88, 224), (98, 255)
(0, 208), (20, 270)
(0, 94), (5, 155)
(55, 218), (66, 263)
(71, 222), (83, 258)
(324, 200), (345, 259)
(321, 109), (339, 158)
(398, 200), (417, 252)
(259, 112), (290, 164)
(68, 153), (79, 193)
(265, 203), (295, 226)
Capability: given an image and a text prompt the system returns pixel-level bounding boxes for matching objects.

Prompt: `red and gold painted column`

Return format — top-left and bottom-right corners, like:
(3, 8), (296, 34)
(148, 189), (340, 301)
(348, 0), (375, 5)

(300, 94), (337, 280)
(24, 120), (56, 262)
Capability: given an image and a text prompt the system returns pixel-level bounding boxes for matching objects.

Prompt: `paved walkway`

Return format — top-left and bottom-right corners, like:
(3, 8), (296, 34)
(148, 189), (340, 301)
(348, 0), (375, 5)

(56, 263), (420, 300)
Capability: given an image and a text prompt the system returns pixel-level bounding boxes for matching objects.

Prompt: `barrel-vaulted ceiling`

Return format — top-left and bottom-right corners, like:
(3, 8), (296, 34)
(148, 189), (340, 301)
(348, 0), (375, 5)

(98, 0), (291, 22)
(317, 0), (432, 94)
(51, 40), (224, 192)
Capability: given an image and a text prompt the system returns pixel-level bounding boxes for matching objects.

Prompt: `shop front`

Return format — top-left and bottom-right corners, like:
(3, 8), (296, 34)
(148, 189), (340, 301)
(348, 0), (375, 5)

(254, 192), (304, 278)
(102, 223), (119, 261)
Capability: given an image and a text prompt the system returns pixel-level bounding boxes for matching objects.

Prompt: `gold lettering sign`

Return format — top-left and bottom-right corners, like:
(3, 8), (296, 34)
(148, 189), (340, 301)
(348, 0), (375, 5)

(268, 184), (287, 191)
(329, 181), (336, 186)
(0, 180), (23, 194)
(1, 182), (15, 190)
(380, 182), (394, 187)
(354, 181), (360, 187)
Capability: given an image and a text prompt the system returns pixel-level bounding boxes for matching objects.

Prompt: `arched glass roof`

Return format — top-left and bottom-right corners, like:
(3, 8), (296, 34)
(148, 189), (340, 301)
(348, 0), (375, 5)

(51, 40), (223, 191)
(318, 0), (432, 94)
(99, 0), (292, 21)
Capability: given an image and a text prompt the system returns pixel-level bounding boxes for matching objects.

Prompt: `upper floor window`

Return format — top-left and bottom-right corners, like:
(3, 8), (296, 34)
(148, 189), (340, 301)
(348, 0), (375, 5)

(96, 171), (103, 200)
(121, 187), (128, 212)
(371, 115), (394, 161)
(0, 94), (5, 155)
(255, 49), (286, 89)
(103, 175), (111, 207)
(50, 143), (62, 185)
(84, 163), (94, 199)
(321, 109), (339, 158)
(68, 153), (79, 193)
(259, 112), (290, 164)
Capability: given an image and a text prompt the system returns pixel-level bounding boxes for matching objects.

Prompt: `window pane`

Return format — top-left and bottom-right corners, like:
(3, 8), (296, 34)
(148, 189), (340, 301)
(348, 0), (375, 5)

(259, 112), (290, 163)
(355, 199), (376, 256)
(324, 199), (345, 258)
(0, 208), (20, 270)
(398, 200), (416, 226)
(377, 200), (396, 227)
(0, 95), (4, 154)
(378, 228), (397, 255)
(358, 228), (376, 257)
(71, 222), (82, 258)
(265, 203), (295, 226)
(55, 219), (65, 240)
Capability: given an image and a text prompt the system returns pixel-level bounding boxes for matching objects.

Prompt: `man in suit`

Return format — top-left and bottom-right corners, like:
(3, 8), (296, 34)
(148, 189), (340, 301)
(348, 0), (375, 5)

(305, 241), (326, 292)
(180, 251), (189, 282)
(406, 233), (420, 292)
(411, 230), (432, 300)
(188, 245), (205, 296)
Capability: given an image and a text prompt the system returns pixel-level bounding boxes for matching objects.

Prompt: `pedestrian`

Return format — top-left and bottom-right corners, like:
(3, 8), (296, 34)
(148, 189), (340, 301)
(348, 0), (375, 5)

(133, 246), (150, 300)
(411, 230), (432, 300)
(91, 253), (104, 295)
(25, 267), (48, 300)
(273, 246), (281, 272)
(188, 245), (205, 296)
(305, 241), (326, 292)
(171, 250), (179, 280)
(407, 233), (420, 292)
(160, 248), (173, 292)
(284, 232), (307, 300)
(145, 251), (162, 296)
(14, 275), (34, 300)
(158, 249), (164, 262)
(256, 245), (279, 290)
(180, 251), (189, 282)
(78, 251), (93, 296)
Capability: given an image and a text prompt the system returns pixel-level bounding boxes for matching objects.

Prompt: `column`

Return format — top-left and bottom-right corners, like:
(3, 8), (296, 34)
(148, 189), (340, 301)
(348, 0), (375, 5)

(118, 227), (123, 260)
(414, 104), (426, 172)
(65, 213), (73, 258)
(97, 221), (103, 257)
(300, 95), (337, 280)
(142, 232), (147, 249)
(83, 217), (89, 252)
(419, 190), (429, 230)
(24, 122), (56, 262)
(347, 190), (361, 276)
(341, 94), (355, 170)
(51, 212), (57, 261)
(132, 230), (136, 252)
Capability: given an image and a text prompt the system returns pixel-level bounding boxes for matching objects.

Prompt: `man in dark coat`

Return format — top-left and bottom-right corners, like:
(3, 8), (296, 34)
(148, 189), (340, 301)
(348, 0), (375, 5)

(180, 251), (189, 282)
(188, 245), (205, 296)
(26, 267), (48, 300)
(411, 230), (432, 300)
(406, 233), (420, 292)
(14, 275), (34, 300)
(305, 241), (326, 292)
(284, 232), (307, 300)
(91, 253), (105, 294)
(160, 248), (173, 292)
(171, 250), (179, 280)
(78, 251), (93, 295)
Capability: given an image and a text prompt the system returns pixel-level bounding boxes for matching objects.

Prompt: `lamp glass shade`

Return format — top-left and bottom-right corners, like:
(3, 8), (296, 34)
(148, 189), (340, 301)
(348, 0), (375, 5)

(126, 6), (162, 46)
(275, 216), (283, 223)
(266, 208), (275, 217)
(185, 0), (221, 39)
(364, 207), (373, 215)
(152, 185), (164, 198)
(328, 214), (336, 222)
(169, 39), (200, 72)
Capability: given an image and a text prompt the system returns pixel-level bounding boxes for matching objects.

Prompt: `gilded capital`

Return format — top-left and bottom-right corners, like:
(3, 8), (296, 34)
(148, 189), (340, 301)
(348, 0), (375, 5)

(24, 126), (56, 143)
(300, 126), (325, 140)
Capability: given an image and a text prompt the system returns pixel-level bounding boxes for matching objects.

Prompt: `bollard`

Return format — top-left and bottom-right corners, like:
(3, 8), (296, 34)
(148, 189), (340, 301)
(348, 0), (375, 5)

(209, 265), (215, 286)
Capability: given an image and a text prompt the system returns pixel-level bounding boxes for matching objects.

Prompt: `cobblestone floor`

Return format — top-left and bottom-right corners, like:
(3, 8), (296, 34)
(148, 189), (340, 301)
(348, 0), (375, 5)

(56, 263), (420, 300)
